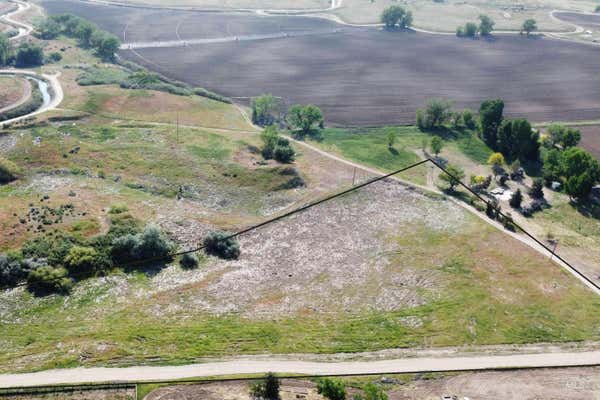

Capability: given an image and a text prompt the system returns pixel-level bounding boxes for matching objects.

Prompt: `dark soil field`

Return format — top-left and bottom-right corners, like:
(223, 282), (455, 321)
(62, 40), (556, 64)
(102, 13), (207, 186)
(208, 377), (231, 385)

(554, 12), (600, 31)
(574, 125), (600, 159)
(43, 0), (600, 127)
(41, 0), (340, 44)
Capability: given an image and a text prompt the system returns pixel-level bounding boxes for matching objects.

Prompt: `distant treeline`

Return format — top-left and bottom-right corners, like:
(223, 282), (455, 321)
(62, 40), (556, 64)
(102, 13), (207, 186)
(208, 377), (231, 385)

(36, 13), (120, 61)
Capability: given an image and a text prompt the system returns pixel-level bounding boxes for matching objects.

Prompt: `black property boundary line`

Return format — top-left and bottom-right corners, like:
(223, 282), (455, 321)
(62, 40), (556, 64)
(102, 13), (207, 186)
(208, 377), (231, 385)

(1, 363), (600, 394)
(3, 159), (600, 392)
(16, 159), (431, 288)
(428, 158), (600, 293)
(17, 157), (599, 294)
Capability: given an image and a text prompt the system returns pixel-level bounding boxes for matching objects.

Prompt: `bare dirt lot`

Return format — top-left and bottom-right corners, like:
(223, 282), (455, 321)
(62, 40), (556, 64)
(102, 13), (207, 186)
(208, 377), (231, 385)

(0, 387), (134, 400)
(43, 0), (600, 126)
(143, 368), (600, 400)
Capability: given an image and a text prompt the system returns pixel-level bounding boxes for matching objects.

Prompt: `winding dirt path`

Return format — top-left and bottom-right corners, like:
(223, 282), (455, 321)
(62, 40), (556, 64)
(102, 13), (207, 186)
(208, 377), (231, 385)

(2, 350), (600, 388)
(0, 0), (34, 41)
(0, 0), (64, 125)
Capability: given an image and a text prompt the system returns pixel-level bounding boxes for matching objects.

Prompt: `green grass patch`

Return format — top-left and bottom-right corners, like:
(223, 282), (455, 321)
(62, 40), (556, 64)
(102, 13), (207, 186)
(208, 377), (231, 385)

(307, 126), (492, 186)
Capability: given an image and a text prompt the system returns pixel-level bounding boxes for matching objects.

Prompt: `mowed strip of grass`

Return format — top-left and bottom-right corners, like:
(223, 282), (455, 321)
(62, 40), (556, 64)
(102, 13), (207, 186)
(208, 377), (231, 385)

(1, 216), (599, 373)
(307, 126), (492, 185)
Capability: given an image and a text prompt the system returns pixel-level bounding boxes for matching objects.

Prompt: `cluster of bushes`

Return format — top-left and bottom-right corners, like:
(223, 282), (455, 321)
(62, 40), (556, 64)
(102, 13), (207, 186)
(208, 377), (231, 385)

(249, 375), (388, 400)
(456, 15), (495, 37)
(203, 231), (240, 260)
(75, 65), (231, 102)
(251, 94), (283, 126)
(0, 34), (45, 67)
(260, 125), (296, 163)
(380, 5), (413, 30)
(542, 145), (599, 200)
(0, 214), (174, 295)
(416, 99), (476, 130)
(479, 99), (540, 162)
(36, 14), (120, 61)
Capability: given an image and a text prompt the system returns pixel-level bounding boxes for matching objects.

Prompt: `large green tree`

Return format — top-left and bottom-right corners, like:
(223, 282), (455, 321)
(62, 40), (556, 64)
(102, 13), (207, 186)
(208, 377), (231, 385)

(479, 99), (504, 147)
(561, 147), (600, 200)
(496, 118), (539, 161)
(15, 43), (44, 67)
(287, 104), (324, 134)
(380, 5), (412, 29)
(521, 19), (537, 35)
(252, 94), (280, 126)
(479, 14), (495, 35)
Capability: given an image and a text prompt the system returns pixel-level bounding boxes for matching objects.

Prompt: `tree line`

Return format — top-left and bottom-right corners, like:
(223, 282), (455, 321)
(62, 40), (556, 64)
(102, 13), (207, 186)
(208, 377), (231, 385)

(36, 14), (121, 61)
(0, 33), (45, 67)
(416, 97), (599, 201)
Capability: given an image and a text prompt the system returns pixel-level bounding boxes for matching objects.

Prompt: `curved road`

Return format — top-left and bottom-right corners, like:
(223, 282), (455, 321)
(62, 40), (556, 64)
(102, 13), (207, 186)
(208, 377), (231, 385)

(0, 1), (64, 125)
(0, 70), (63, 126)
(1, 0), (34, 41)
(1, 350), (600, 388)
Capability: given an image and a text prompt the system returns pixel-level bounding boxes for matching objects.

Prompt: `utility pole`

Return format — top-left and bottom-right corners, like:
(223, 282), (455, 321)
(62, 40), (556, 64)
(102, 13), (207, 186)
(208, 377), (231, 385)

(352, 167), (357, 186)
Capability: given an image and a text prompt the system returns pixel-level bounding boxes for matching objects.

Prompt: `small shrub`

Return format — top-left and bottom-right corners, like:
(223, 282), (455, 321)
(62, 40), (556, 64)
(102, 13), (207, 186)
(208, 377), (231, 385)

(108, 204), (129, 214)
(529, 178), (544, 199)
(111, 225), (173, 267)
(64, 246), (103, 277)
(203, 231), (240, 260)
(0, 158), (20, 183)
(27, 266), (73, 296)
(273, 144), (295, 163)
(250, 373), (280, 400)
(0, 253), (28, 288)
(509, 188), (522, 208)
(48, 52), (62, 62)
(316, 378), (346, 400)
(179, 253), (199, 269)
(277, 175), (306, 190)
(462, 109), (475, 128)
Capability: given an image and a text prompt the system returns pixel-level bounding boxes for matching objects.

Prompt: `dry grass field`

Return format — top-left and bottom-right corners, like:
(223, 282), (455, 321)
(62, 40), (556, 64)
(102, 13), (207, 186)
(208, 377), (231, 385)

(0, 76), (28, 111)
